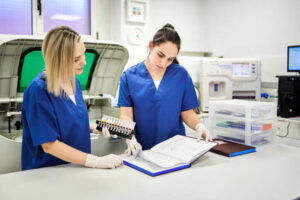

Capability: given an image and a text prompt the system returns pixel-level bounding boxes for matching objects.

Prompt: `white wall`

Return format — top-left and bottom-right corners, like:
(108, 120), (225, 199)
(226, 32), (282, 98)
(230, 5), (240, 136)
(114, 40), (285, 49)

(96, 0), (300, 82)
(149, 0), (204, 52)
(148, 0), (300, 82)
(200, 0), (300, 82)
(95, 0), (112, 40)
(97, 0), (149, 71)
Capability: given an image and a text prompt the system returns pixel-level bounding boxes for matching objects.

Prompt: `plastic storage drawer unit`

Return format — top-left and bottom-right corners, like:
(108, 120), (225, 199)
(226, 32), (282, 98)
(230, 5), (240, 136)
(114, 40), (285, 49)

(209, 100), (277, 146)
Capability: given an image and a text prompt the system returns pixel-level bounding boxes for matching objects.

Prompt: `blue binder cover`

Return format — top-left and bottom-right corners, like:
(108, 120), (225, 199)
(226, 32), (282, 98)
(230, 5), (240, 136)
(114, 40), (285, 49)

(123, 160), (191, 176)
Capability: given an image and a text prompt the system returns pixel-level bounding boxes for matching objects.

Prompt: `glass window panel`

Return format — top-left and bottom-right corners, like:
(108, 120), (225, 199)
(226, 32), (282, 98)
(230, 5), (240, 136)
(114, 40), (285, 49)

(19, 49), (45, 92)
(43, 0), (91, 35)
(0, 0), (32, 35)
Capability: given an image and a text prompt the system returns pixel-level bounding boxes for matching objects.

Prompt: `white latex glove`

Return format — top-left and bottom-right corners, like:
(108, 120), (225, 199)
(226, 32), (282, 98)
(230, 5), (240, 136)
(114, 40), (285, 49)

(92, 125), (117, 138)
(85, 154), (123, 169)
(124, 136), (142, 157)
(195, 123), (212, 142)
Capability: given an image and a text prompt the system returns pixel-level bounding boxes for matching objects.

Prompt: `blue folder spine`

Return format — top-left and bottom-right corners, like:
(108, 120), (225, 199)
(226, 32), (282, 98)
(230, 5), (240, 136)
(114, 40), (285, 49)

(123, 161), (191, 176)
(229, 148), (256, 157)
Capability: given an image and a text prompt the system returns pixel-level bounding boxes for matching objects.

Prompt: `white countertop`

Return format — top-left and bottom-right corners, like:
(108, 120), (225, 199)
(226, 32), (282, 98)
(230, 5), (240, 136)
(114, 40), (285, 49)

(0, 143), (299, 200)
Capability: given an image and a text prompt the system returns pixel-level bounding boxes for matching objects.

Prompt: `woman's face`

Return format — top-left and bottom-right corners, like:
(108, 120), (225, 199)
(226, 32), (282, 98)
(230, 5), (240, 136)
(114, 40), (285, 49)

(148, 41), (178, 72)
(74, 41), (86, 75)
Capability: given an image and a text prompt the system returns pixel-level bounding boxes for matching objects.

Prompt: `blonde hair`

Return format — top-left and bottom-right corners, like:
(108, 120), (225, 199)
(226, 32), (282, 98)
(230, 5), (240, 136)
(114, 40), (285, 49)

(42, 26), (80, 96)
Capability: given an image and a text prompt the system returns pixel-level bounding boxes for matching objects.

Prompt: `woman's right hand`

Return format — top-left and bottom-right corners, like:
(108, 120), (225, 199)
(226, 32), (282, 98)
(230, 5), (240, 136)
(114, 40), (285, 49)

(92, 125), (117, 138)
(85, 154), (123, 169)
(125, 136), (142, 157)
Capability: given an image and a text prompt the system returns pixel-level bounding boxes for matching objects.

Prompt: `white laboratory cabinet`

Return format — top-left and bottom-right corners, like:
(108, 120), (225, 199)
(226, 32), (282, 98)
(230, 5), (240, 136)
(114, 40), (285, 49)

(0, 36), (129, 174)
(209, 100), (277, 146)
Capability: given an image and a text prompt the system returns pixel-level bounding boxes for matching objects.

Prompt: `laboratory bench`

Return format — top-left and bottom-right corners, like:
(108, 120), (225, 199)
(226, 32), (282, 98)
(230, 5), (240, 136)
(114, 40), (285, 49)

(0, 143), (299, 200)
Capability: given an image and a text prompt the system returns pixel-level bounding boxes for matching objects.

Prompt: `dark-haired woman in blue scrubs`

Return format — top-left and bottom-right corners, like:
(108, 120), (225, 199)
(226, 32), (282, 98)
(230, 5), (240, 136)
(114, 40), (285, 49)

(21, 26), (122, 170)
(118, 24), (212, 155)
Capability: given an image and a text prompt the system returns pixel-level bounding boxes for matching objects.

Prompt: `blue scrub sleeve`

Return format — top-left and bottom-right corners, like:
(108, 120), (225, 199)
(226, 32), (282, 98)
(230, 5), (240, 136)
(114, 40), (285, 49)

(181, 73), (199, 112)
(24, 84), (59, 146)
(118, 72), (133, 107)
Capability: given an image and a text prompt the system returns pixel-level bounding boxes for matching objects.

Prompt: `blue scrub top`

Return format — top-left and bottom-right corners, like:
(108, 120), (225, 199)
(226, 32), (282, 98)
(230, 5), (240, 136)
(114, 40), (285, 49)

(21, 72), (90, 170)
(118, 61), (199, 150)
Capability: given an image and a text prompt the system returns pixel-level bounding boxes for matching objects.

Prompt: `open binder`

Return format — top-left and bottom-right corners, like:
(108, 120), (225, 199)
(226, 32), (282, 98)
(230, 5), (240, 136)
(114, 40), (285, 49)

(123, 135), (217, 176)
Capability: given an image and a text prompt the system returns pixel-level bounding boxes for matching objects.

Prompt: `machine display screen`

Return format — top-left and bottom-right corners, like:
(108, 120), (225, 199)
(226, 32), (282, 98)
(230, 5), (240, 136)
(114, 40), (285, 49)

(288, 46), (300, 72)
(232, 63), (250, 77)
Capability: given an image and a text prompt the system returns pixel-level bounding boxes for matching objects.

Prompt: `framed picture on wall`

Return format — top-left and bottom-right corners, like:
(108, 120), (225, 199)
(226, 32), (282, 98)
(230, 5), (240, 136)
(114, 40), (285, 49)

(126, 0), (147, 23)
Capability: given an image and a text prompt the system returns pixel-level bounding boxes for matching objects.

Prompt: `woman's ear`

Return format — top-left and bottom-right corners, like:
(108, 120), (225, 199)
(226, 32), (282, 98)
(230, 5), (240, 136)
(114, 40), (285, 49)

(148, 41), (153, 51)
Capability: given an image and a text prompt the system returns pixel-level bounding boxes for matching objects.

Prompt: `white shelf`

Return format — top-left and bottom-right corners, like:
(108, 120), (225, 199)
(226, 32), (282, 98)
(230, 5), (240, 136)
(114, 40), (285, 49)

(212, 125), (274, 135)
(0, 95), (109, 104)
(211, 113), (275, 122)
(277, 117), (300, 125)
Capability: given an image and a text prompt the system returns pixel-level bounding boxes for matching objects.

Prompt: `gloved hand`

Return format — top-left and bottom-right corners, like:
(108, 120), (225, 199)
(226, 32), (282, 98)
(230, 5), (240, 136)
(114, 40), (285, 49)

(85, 154), (123, 169)
(124, 136), (142, 157)
(195, 123), (212, 142)
(92, 125), (117, 138)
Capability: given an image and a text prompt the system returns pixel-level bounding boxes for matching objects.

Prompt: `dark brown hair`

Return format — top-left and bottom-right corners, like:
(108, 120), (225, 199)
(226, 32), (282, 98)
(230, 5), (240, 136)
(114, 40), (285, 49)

(152, 23), (181, 64)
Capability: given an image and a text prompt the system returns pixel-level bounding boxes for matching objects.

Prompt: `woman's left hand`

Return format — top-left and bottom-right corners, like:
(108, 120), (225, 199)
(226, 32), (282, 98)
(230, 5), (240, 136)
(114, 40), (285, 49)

(125, 136), (142, 157)
(195, 123), (212, 142)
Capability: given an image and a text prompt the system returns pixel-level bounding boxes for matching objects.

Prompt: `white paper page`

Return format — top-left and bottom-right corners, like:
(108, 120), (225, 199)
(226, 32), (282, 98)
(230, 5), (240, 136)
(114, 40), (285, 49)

(138, 150), (185, 168)
(152, 135), (216, 163)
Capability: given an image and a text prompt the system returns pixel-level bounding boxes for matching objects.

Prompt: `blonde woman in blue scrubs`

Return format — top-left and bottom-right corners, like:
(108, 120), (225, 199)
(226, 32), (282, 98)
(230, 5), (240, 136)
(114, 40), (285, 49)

(118, 24), (212, 155)
(22, 26), (122, 170)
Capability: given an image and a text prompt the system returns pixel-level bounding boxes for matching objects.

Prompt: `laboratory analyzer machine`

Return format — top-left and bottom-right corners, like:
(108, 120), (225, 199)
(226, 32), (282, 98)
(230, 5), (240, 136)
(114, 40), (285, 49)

(198, 58), (261, 112)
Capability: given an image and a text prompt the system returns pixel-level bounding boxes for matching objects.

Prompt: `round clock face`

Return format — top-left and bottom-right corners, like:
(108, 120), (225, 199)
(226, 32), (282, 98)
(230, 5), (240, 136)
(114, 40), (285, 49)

(128, 27), (145, 45)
